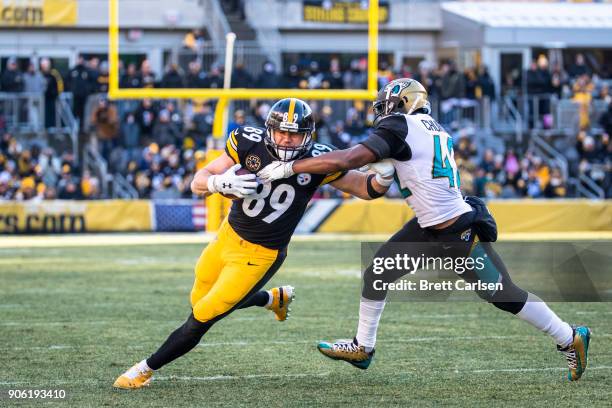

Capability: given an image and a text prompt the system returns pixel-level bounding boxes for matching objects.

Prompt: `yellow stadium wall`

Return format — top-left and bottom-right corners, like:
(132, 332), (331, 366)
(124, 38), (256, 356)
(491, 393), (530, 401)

(317, 199), (612, 234)
(0, 200), (151, 234)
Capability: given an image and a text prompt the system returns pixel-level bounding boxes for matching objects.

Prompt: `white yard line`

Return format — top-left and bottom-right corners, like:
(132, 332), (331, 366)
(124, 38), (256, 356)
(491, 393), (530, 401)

(9, 333), (612, 352)
(2, 366), (612, 387)
(0, 231), (609, 249)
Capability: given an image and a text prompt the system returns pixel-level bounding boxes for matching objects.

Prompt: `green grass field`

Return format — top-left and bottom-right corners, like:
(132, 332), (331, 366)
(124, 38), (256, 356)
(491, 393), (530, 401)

(1, 240), (611, 407)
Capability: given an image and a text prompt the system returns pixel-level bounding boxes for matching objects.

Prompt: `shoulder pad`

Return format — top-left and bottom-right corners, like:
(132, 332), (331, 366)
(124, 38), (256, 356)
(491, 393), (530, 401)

(376, 114), (408, 136)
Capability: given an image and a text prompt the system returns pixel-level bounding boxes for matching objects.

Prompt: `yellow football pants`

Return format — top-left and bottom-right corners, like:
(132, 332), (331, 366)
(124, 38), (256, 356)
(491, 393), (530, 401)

(190, 219), (285, 323)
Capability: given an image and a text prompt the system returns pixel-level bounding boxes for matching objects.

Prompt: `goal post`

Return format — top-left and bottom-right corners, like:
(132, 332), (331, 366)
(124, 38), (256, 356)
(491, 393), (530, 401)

(107, 0), (380, 232)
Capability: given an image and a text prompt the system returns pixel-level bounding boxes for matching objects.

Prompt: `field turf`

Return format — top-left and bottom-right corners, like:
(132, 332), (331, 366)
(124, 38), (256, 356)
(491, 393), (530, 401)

(1, 240), (611, 407)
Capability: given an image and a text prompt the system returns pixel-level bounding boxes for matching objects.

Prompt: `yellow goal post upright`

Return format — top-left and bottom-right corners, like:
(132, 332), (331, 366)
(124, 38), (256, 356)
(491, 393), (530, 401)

(107, 0), (380, 231)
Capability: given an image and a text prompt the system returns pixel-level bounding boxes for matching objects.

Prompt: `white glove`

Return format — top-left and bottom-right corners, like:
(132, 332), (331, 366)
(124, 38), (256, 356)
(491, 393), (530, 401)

(257, 161), (295, 183)
(207, 164), (258, 198)
(360, 159), (395, 186)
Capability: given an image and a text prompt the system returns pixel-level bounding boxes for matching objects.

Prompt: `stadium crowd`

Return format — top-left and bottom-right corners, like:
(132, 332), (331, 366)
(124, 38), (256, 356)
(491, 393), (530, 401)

(0, 53), (610, 200)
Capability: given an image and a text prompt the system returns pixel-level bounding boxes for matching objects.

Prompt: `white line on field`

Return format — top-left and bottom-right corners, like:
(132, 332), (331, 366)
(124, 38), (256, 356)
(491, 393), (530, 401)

(2, 366), (612, 387)
(155, 372), (332, 382)
(471, 365), (612, 374)
(11, 333), (611, 352)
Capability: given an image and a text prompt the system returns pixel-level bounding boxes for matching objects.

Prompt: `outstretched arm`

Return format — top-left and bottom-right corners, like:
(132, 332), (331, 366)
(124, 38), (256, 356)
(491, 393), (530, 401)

(258, 144), (377, 182)
(293, 144), (377, 174)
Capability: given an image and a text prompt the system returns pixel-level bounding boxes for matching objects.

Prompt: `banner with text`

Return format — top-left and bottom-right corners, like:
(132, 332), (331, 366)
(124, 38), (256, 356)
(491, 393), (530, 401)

(0, 0), (78, 27)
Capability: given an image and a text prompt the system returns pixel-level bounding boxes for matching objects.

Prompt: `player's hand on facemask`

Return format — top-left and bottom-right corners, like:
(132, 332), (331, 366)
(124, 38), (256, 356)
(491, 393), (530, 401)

(207, 164), (258, 198)
(360, 159), (395, 186)
(257, 161), (295, 183)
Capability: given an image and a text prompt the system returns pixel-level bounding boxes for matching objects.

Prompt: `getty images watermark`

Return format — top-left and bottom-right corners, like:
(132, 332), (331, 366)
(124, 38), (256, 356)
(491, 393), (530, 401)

(360, 241), (612, 302)
(371, 252), (501, 292)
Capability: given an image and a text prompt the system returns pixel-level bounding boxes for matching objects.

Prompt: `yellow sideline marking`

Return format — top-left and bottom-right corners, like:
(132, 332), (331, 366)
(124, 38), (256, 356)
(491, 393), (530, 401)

(0, 231), (610, 248)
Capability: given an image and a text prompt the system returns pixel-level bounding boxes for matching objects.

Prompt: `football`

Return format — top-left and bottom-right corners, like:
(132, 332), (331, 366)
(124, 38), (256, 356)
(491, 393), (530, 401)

(220, 167), (258, 200)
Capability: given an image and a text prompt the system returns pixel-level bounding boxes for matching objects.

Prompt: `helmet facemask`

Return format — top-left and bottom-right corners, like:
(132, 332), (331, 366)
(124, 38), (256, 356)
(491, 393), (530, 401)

(264, 127), (312, 161)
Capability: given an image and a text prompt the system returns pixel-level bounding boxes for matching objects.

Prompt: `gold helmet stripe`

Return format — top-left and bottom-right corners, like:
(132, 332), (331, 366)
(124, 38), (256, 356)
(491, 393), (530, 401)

(287, 98), (296, 123)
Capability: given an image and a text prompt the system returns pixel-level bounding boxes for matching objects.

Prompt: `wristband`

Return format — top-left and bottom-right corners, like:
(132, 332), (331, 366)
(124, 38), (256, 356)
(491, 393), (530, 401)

(367, 174), (386, 198)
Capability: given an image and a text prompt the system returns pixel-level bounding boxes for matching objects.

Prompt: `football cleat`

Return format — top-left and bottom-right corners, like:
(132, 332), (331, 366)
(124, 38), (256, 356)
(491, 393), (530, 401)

(317, 338), (374, 370)
(265, 285), (295, 321)
(557, 325), (592, 382)
(113, 363), (154, 389)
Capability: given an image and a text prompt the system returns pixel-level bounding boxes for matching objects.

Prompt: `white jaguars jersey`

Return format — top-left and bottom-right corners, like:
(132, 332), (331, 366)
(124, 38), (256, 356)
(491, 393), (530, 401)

(391, 113), (471, 228)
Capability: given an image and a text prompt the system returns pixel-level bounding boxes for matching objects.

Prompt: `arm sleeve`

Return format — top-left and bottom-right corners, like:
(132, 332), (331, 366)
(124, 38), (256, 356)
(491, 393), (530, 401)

(359, 115), (411, 161)
(224, 130), (240, 164)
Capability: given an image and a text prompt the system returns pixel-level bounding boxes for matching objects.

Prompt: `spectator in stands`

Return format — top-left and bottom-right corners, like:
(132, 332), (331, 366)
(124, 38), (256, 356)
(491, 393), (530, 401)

(307, 61), (324, 89)
(160, 63), (184, 88)
(464, 67), (478, 100)
(568, 53), (590, 79)
(440, 60), (465, 100)
(204, 64), (224, 89)
(550, 62), (569, 98)
(23, 61), (45, 93)
(189, 101), (213, 144)
(135, 99), (157, 138)
(57, 168), (82, 200)
(284, 64), (303, 88)
(90, 97), (119, 159)
(67, 55), (93, 130)
(544, 168), (567, 198)
(121, 112), (141, 162)
(479, 148), (496, 173)
(323, 58), (344, 89)
(255, 61), (281, 89)
(573, 74), (594, 130)
(140, 59), (157, 88)
(23, 61), (46, 130)
(0, 57), (24, 92)
(343, 58), (367, 90)
(526, 57), (552, 95)
(232, 62), (253, 88)
(40, 58), (63, 128)
(96, 61), (110, 93)
(377, 60), (394, 89)
(477, 65), (495, 100)
(227, 110), (246, 134)
(185, 61), (207, 88)
(80, 170), (100, 199)
(120, 63), (142, 88)
(153, 109), (181, 147)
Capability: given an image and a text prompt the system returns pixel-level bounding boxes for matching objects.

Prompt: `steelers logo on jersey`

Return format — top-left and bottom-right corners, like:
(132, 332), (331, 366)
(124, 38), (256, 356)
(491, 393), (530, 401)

(297, 173), (311, 186)
(245, 154), (262, 172)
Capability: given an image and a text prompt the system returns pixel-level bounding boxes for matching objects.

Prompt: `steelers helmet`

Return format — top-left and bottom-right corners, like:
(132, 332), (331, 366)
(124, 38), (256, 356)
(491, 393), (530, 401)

(373, 78), (430, 124)
(265, 98), (315, 161)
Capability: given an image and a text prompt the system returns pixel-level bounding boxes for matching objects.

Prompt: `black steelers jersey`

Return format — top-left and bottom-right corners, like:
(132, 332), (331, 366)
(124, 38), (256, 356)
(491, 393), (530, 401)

(224, 125), (346, 249)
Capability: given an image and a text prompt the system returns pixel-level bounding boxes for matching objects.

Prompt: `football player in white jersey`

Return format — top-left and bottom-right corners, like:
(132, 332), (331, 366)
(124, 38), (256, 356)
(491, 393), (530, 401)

(257, 78), (592, 381)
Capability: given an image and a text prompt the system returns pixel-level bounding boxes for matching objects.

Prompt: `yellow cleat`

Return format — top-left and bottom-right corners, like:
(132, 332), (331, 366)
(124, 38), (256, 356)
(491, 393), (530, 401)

(265, 285), (294, 321)
(113, 363), (153, 389)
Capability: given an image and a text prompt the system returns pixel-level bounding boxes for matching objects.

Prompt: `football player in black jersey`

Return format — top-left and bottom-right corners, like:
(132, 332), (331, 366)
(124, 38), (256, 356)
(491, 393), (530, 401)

(113, 98), (395, 389)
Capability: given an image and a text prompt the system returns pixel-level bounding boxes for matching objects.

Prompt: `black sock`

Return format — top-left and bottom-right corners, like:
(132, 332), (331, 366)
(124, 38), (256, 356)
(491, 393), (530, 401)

(146, 314), (213, 370)
(237, 290), (270, 309)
